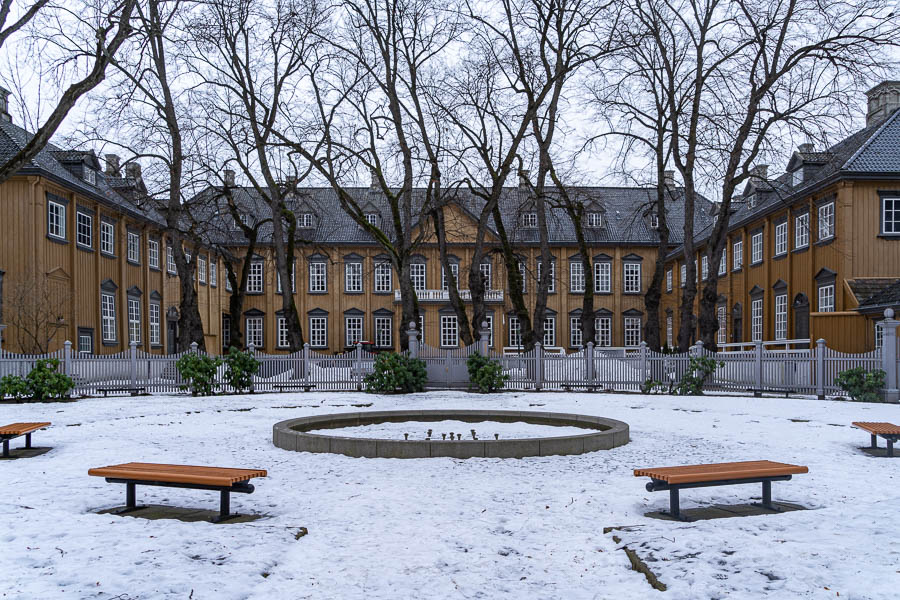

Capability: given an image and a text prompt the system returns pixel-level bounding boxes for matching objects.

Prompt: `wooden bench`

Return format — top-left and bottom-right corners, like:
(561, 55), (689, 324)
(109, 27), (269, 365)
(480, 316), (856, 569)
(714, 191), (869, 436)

(273, 383), (316, 393)
(1, 422), (51, 457)
(634, 460), (809, 520)
(98, 386), (145, 397)
(88, 462), (267, 522)
(852, 422), (900, 457)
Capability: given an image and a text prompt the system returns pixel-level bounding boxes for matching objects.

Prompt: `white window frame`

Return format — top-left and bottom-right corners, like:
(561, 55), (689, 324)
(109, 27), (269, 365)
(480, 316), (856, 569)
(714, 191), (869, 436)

(537, 261), (555, 293)
(479, 262), (492, 289)
(48, 200), (66, 239)
(127, 231), (140, 263)
(440, 315), (459, 348)
(818, 202), (835, 240)
(666, 269), (673, 292)
(774, 221), (787, 256)
(374, 262), (392, 293)
(484, 314), (494, 347)
(570, 261), (585, 293)
(246, 316), (263, 348)
(276, 317), (289, 348)
(198, 255), (207, 284)
(666, 315), (673, 348)
(148, 239), (159, 269)
(718, 248), (727, 276)
(542, 316), (556, 347)
(680, 263), (686, 288)
(375, 316), (393, 348)
(76, 211), (92, 248)
(276, 262), (296, 294)
(522, 212), (537, 228)
(587, 212), (602, 227)
(701, 256), (709, 280)
(345, 316), (363, 347)
(247, 261), (264, 293)
(309, 316), (327, 348)
(345, 262), (363, 293)
(508, 316), (522, 347)
(774, 294), (787, 340)
(308, 261), (326, 293)
(365, 213), (378, 225)
(595, 316), (611, 347)
(594, 261), (611, 294)
(127, 298), (141, 344)
(751, 298), (763, 342)
(569, 316), (582, 348)
(166, 246), (176, 274)
(518, 262), (527, 294)
(624, 262), (641, 293)
(624, 317), (641, 347)
(101, 221), (115, 255)
(751, 232), (763, 264)
(883, 197), (900, 235)
(818, 284), (835, 313)
(101, 293), (117, 342)
(149, 303), (160, 346)
(875, 321), (885, 350)
(733, 240), (743, 270)
(299, 213), (313, 228)
(209, 260), (217, 287)
(441, 263), (459, 291)
(410, 263), (426, 292)
(795, 213), (809, 248)
(717, 305), (727, 345)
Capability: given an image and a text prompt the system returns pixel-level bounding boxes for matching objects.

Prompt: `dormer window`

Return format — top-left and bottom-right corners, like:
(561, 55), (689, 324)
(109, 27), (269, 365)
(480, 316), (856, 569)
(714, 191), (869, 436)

(792, 168), (803, 187)
(365, 213), (378, 226)
(83, 167), (96, 186)
(233, 214), (251, 230)
(747, 194), (756, 209)
(649, 214), (659, 229)
(522, 212), (537, 228)
(586, 212), (602, 228)
(300, 213), (314, 228)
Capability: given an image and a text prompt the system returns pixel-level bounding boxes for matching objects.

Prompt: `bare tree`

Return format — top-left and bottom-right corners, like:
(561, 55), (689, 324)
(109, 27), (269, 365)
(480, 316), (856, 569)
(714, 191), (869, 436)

(5, 272), (70, 354)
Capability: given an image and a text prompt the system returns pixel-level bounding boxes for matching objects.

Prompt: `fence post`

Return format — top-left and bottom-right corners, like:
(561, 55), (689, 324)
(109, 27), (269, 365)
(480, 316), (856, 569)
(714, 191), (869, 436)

(816, 338), (826, 400)
(303, 343), (310, 381)
(190, 341), (198, 354)
(63, 340), (72, 377)
(586, 341), (594, 389)
(882, 309), (899, 403)
(356, 342), (363, 391)
(130, 341), (137, 390)
(407, 321), (419, 358)
(535, 342), (543, 391)
(478, 321), (490, 356)
(639, 341), (648, 384)
(753, 341), (763, 397)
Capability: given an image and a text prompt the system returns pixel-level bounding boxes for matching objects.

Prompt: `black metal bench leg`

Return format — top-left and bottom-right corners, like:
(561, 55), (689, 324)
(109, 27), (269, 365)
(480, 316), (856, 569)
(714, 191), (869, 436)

(669, 488), (680, 519)
(2, 440), (8, 458)
(25, 433), (31, 449)
(871, 434), (878, 449)
(212, 490), (234, 523)
(888, 439), (894, 458)
(126, 482), (136, 508)
(762, 481), (773, 509)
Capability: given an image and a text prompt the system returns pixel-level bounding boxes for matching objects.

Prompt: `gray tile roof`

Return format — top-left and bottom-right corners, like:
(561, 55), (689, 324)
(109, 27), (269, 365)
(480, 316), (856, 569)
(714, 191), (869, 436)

(856, 278), (900, 310)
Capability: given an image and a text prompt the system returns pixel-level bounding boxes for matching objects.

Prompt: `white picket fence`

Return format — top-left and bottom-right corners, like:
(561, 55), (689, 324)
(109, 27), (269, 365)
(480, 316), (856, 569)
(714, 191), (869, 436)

(0, 336), (894, 399)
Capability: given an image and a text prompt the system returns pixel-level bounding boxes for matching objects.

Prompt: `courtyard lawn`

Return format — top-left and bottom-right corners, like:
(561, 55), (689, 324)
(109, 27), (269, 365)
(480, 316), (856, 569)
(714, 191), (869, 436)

(1, 391), (898, 599)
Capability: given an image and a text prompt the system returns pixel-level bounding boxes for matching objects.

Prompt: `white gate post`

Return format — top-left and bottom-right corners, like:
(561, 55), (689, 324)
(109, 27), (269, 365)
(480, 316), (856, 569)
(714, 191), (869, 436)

(130, 341), (137, 389)
(63, 340), (72, 377)
(303, 343), (310, 381)
(754, 341), (763, 397)
(881, 309), (899, 403)
(478, 321), (490, 356)
(586, 341), (594, 389)
(407, 321), (419, 358)
(190, 341), (198, 354)
(355, 342), (363, 390)
(535, 342), (543, 391)
(816, 338), (826, 400)
(639, 341), (648, 384)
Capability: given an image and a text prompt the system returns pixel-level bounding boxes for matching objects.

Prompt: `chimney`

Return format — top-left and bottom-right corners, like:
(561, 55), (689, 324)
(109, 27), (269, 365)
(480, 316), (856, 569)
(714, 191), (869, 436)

(663, 170), (675, 188)
(125, 162), (142, 180)
(369, 166), (379, 189)
(105, 154), (121, 177)
(518, 169), (530, 189)
(797, 143), (814, 154)
(224, 169), (235, 187)
(866, 81), (900, 127)
(0, 87), (10, 123)
(750, 164), (768, 182)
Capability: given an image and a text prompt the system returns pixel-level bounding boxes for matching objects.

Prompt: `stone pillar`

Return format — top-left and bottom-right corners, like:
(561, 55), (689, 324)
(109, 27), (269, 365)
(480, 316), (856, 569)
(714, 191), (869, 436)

(63, 340), (72, 377)
(816, 338), (826, 400)
(478, 321), (490, 356)
(407, 321), (419, 358)
(190, 341), (199, 354)
(882, 309), (899, 403)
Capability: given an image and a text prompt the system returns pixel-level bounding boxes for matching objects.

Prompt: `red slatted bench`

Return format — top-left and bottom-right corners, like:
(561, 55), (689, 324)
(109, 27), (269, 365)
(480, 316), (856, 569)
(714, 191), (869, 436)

(0, 422), (51, 457)
(634, 460), (809, 520)
(852, 422), (900, 457)
(89, 462), (267, 522)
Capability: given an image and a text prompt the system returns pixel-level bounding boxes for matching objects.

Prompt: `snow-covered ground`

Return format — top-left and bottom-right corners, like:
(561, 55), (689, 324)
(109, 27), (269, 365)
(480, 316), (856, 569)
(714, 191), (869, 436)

(1, 390), (898, 599)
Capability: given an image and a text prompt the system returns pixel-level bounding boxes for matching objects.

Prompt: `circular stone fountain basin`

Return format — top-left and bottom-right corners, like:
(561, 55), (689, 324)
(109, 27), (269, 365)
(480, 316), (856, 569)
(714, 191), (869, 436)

(272, 410), (629, 459)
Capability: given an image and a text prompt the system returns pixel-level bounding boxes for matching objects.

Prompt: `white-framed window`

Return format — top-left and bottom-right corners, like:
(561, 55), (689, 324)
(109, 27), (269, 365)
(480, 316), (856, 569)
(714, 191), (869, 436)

(883, 197), (900, 235)
(309, 261), (326, 293)
(345, 262), (363, 293)
(875, 321), (885, 350)
(818, 202), (835, 240)
(47, 199), (66, 239)
(484, 314), (494, 347)
(127, 298), (141, 344)
(441, 263), (459, 291)
(374, 262), (392, 292)
(345, 316), (363, 347)
(83, 167), (96, 186)
(149, 303), (160, 346)
(101, 293), (116, 342)
(569, 316), (582, 347)
(594, 262), (611, 293)
(418, 315), (425, 344)
(650, 214), (659, 229)
(277, 262), (296, 294)
(587, 212), (602, 227)
(775, 294), (787, 340)
(701, 256), (709, 280)
(198, 255), (207, 284)
(733, 240), (743, 270)
(818, 284), (835, 313)
(410, 263), (426, 292)
(248, 261), (264, 293)
(518, 261), (527, 293)
(795, 213), (809, 248)
(479, 262), (492, 289)
(624, 263), (641, 293)
(694, 259), (698, 282)
(233, 214), (251, 230)
(309, 316), (327, 348)
(166, 246), (176, 274)
(521, 212), (537, 228)
(680, 263), (686, 288)
(299, 213), (313, 228)
(508, 316), (522, 347)
(375, 316), (393, 348)
(537, 261), (555, 293)
(364, 212), (379, 225)
(276, 317), (289, 348)
(595, 317), (611, 347)
(624, 317), (641, 347)
(225, 271), (233, 292)
(792, 168), (803, 187)
(542, 316), (556, 347)
(209, 260), (217, 287)
(747, 194), (757, 209)
(222, 315), (231, 351)
(76, 211), (92, 248)
(666, 269), (673, 292)
(148, 239), (159, 268)
(751, 298), (763, 342)
(78, 332), (93, 354)
(717, 306), (727, 346)
(774, 221), (787, 256)
(127, 232), (140, 263)
(440, 315), (459, 347)
(666, 315), (673, 348)
(246, 317), (263, 348)
(101, 221), (115, 255)
(751, 232), (763, 264)
(718, 248), (727, 275)
(570, 261), (585, 293)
